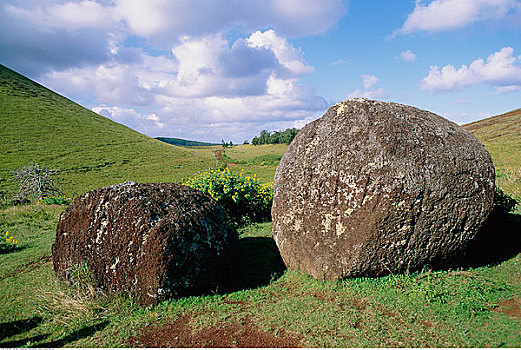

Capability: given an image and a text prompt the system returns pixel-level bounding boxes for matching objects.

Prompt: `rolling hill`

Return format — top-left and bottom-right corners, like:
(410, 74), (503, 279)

(464, 108), (521, 199)
(0, 64), (215, 197)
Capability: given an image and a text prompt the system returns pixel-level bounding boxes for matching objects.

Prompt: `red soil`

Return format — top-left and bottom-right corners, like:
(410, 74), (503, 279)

(127, 313), (301, 348)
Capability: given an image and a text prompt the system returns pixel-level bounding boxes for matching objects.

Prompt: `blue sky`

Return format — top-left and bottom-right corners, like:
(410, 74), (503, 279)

(1, 0), (520, 143)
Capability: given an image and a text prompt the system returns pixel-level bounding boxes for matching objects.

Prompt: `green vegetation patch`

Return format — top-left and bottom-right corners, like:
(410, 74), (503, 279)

(464, 109), (521, 200)
(183, 168), (273, 226)
(1, 205), (520, 348)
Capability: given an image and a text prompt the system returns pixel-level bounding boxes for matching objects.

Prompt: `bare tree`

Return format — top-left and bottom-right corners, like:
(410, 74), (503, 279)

(11, 163), (63, 202)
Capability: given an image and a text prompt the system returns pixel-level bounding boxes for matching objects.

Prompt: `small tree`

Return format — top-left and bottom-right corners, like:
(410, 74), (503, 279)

(11, 163), (63, 202)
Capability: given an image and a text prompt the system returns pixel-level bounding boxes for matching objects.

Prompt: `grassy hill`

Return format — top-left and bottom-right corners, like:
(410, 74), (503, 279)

(0, 64), (216, 197)
(464, 108), (521, 199)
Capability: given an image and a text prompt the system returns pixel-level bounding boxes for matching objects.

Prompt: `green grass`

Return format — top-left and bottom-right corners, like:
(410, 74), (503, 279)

(464, 109), (521, 200)
(0, 207), (519, 347)
(219, 144), (287, 182)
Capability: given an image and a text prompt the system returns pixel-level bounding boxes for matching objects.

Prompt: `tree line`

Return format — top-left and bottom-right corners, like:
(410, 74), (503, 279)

(251, 128), (299, 145)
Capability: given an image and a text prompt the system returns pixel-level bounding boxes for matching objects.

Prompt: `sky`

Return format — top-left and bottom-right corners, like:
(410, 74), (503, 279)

(1, 0), (520, 143)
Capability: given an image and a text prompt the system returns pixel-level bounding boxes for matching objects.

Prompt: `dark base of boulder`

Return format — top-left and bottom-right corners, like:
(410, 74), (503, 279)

(52, 182), (237, 306)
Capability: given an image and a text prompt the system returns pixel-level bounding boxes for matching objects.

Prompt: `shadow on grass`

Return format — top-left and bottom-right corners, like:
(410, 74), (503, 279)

(33, 321), (110, 348)
(0, 334), (49, 348)
(0, 245), (26, 255)
(449, 210), (521, 269)
(217, 237), (286, 294)
(0, 316), (42, 341)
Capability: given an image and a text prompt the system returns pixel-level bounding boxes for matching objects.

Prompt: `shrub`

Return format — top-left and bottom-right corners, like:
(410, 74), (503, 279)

(37, 195), (73, 206)
(183, 168), (273, 226)
(1, 231), (19, 253)
(11, 163), (64, 203)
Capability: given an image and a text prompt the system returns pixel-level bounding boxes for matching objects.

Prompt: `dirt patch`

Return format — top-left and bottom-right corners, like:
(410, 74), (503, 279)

(224, 299), (249, 310)
(420, 320), (435, 328)
(216, 150), (239, 168)
(490, 298), (521, 318)
(127, 313), (301, 348)
(312, 291), (336, 303)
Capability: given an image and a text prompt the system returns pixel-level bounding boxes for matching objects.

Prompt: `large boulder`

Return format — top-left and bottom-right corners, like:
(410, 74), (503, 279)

(52, 182), (237, 305)
(272, 98), (495, 280)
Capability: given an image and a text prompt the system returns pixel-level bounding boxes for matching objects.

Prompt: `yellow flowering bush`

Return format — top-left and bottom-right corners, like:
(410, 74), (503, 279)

(1, 231), (19, 252)
(37, 196), (72, 205)
(183, 168), (273, 226)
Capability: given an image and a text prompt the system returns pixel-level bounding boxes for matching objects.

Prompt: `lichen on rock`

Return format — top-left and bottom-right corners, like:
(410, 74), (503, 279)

(52, 182), (237, 306)
(272, 98), (495, 280)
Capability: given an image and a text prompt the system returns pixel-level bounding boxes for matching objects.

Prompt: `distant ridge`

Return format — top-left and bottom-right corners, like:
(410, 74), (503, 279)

(156, 137), (219, 147)
(0, 64), (213, 196)
(463, 108), (521, 199)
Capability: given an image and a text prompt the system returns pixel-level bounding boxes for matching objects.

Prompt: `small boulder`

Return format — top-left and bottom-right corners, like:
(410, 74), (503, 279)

(52, 181), (237, 305)
(272, 98), (495, 280)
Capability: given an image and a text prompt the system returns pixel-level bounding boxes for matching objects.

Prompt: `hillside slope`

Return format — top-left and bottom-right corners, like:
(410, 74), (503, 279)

(464, 108), (521, 199)
(0, 64), (214, 196)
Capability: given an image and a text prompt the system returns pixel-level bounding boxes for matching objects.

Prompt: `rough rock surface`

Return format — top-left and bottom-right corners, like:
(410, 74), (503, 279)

(52, 181), (237, 305)
(272, 98), (495, 280)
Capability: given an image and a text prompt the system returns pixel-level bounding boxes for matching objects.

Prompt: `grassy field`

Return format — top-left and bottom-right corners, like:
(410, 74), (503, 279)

(464, 109), (521, 200)
(220, 144), (287, 182)
(1, 206), (520, 347)
(0, 65), (520, 347)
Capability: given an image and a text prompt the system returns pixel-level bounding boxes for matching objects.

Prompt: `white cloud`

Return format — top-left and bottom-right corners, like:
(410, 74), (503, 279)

(487, 85), (520, 95)
(362, 75), (379, 89)
(50, 1), (117, 30)
(496, 85), (520, 93)
(144, 113), (165, 128)
(268, 0), (347, 37)
(41, 29), (326, 141)
(0, 1), (113, 77)
(1, 0), (345, 75)
(292, 110), (325, 129)
(1, 0), (341, 142)
(43, 30), (305, 101)
(421, 47), (521, 91)
(347, 88), (387, 100)
(397, 0), (521, 34)
(165, 31), (312, 98)
(347, 75), (387, 100)
(455, 98), (470, 104)
(329, 58), (345, 66)
(92, 106), (165, 134)
(400, 50), (416, 62)
(247, 30), (314, 76)
(4, 1), (117, 31)
(115, 0), (346, 44)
